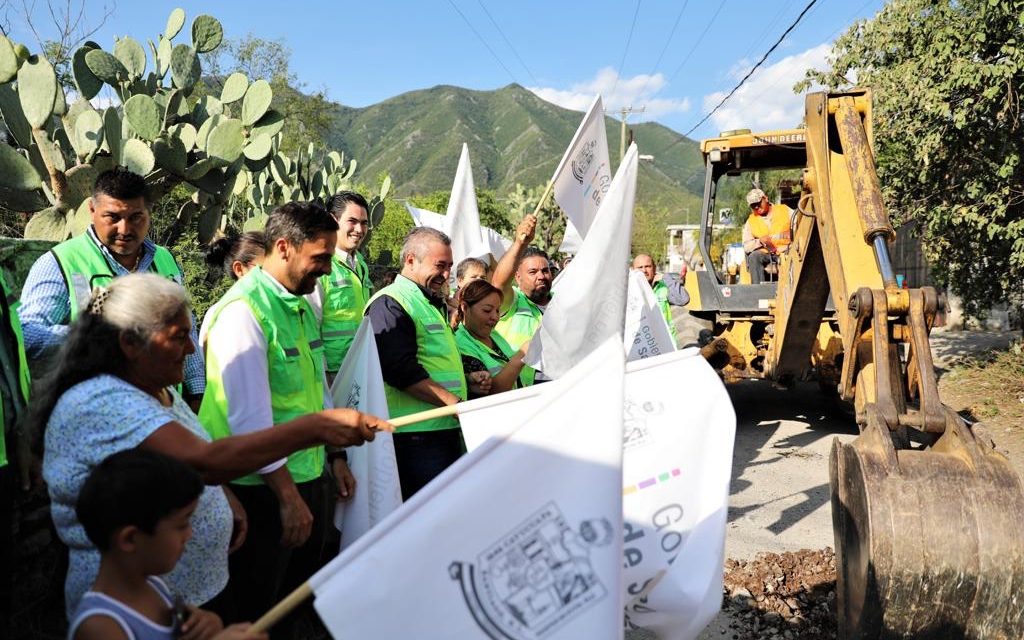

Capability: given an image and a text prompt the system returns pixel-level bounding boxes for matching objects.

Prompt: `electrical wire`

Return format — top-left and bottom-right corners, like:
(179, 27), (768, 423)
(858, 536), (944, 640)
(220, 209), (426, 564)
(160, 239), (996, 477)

(445, 0), (518, 83)
(610, 0), (642, 101)
(666, 1), (728, 84)
(475, 0), (539, 85)
(682, 0), (821, 137)
(634, 0), (690, 104)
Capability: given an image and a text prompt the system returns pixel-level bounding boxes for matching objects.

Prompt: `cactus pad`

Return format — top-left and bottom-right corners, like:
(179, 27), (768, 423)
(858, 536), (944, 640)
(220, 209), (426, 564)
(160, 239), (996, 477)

(191, 15), (224, 53)
(114, 36), (147, 80)
(85, 48), (128, 85)
(123, 94), (163, 141)
(73, 109), (104, 158)
(0, 35), (19, 83)
(241, 79), (273, 126)
(170, 44), (200, 91)
(17, 55), (57, 129)
(165, 8), (186, 40)
(0, 143), (40, 191)
(206, 117), (245, 165)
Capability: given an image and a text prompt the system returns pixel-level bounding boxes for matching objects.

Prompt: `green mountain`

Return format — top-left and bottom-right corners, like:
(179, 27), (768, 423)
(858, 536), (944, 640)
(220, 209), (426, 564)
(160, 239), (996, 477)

(325, 83), (705, 218)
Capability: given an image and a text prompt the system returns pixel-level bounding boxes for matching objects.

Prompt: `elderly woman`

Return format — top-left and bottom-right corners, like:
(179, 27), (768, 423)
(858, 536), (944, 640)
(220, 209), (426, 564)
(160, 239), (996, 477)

(34, 274), (389, 619)
(452, 279), (534, 398)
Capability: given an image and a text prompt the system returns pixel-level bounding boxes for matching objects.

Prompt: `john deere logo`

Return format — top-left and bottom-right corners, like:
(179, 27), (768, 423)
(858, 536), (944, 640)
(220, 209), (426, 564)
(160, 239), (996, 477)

(571, 140), (597, 185)
(450, 502), (612, 639)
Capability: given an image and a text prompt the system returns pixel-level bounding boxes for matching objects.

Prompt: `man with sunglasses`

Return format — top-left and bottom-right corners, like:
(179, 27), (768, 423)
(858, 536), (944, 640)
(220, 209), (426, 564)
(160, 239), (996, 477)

(742, 188), (792, 284)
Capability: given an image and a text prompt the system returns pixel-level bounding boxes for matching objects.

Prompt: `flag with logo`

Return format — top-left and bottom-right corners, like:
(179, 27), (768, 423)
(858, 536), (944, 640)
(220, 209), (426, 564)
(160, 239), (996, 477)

(525, 143), (639, 379)
(551, 95), (612, 249)
(624, 270), (677, 362)
(460, 349), (735, 639)
(329, 317), (402, 550)
(310, 339), (626, 639)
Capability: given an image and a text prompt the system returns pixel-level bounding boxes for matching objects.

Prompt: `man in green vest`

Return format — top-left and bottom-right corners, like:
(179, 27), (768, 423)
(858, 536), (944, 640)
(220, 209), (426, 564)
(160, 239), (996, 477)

(19, 168), (205, 409)
(492, 214), (551, 351)
(632, 253), (689, 343)
(199, 201), (342, 634)
(313, 191), (373, 380)
(365, 226), (468, 499)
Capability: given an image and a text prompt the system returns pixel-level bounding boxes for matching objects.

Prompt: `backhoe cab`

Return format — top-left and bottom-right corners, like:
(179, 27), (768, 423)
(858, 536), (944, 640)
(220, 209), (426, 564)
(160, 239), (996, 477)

(690, 90), (1024, 638)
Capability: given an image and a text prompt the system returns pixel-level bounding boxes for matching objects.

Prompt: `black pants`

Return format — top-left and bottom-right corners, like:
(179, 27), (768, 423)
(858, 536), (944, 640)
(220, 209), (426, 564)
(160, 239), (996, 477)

(392, 429), (465, 500)
(224, 473), (333, 639)
(747, 250), (774, 284)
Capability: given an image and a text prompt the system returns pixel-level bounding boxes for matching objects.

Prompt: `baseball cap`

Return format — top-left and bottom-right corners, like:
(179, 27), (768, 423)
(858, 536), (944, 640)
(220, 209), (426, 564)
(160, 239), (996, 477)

(746, 188), (766, 205)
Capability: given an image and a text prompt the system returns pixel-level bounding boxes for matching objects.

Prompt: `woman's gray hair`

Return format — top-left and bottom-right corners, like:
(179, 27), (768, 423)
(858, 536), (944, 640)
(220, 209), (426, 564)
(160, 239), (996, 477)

(90, 273), (191, 342)
(400, 226), (450, 264)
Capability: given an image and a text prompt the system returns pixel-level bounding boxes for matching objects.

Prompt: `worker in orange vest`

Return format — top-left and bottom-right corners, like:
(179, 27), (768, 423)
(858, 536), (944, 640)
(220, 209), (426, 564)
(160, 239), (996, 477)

(742, 188), (792, 284)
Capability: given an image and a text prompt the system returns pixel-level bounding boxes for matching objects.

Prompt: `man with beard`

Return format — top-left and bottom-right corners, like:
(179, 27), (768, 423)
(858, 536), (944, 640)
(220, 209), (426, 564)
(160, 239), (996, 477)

(199, 202), (340, 635)
(19, 168), (205, 408)
(491, 214), (550, 351)
(311, 191), (373, 379)
(365, 227), (468, 499)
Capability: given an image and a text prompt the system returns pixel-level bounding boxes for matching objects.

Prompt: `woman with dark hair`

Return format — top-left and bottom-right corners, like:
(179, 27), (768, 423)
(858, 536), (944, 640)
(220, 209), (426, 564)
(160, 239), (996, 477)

(204, 231), (266, 281)
(35, 273), (390, 620)
(451, 279), (534, 398)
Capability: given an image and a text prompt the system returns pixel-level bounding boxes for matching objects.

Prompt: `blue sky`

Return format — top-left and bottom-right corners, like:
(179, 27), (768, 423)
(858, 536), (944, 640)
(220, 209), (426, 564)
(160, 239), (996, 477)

(10, 0), (885, 139)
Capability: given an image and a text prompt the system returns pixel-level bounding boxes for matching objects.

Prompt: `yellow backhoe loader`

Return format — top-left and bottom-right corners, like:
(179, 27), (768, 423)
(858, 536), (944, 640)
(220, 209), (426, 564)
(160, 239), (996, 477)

(685, 89), (1024, 638)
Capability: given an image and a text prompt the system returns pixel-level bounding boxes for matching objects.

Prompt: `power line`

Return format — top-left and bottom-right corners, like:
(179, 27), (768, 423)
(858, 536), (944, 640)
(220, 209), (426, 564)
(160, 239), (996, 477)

(682, 0), (821, 137)
(475, 0), (539, 85)
(445, 0), (518, 83)
(635, 0), (690, 102)
(610, 0), (642, 100)
(666, 1), (728, 84)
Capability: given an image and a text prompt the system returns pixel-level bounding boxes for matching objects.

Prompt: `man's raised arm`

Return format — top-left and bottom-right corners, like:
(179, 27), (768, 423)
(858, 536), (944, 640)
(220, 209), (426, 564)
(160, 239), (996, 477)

(491, 214), (537, 316)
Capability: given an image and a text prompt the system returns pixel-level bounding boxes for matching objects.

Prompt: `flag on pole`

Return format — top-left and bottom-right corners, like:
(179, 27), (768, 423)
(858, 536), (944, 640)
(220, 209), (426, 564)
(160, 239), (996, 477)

(446, 143), (488, 266)
(404, 204), (510, 264)
(329, 317), (402, 550)
(551, 95), (613, 244)
(525, 143), (639, 379)
(559, 219), (584, 254)
(460, 349), (736, 639)
(310, 339), (626, 639)
(624, 270), (677, 362)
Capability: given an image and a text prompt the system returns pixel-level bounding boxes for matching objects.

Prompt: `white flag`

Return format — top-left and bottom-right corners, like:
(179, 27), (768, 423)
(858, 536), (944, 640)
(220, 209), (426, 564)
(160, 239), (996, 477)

(460, 349), (736, 639)
(624, 270), (677, 362)
(551, 95), (613, 240)
(446, 143), (489, 266)
(310, 339), (626, 640)
(404, 203), (510, 264)
(558, 219), (584, 254)
(329, 318), (402, 550)
(526, 143), (639, 378)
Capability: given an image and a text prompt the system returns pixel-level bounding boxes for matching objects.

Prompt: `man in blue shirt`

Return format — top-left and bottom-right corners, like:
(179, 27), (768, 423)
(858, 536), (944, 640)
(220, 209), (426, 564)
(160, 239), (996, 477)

(19, 168), (205, 407)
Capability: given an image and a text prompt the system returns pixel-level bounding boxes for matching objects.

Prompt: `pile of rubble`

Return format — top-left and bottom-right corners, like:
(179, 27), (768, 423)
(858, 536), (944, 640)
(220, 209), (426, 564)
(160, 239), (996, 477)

(711, 548), (838, 639)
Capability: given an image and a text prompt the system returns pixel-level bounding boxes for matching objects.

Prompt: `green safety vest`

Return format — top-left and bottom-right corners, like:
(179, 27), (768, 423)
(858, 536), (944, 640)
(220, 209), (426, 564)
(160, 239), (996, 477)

(651, 280), (678, 340)
(365, 275), (466, 433)
(454, 324), (534, 388)
(320, 252), (372, 374)
(199, 268), (326, 485)
(0, 276), (31, 468)
(494, 287), (545, 351)
(50, 233), (182, 321)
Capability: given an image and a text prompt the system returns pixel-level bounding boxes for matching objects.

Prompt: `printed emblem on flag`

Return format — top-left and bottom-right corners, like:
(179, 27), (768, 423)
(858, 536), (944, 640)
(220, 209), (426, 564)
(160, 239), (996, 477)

(449, 502), (613, 639)
(623, 398), (664, 451)
(571, 140), (597, 185)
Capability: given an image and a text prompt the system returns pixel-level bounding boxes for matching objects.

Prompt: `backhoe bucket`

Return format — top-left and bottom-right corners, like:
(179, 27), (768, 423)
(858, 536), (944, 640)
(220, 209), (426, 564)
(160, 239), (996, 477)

(830, 405), (1024, 638)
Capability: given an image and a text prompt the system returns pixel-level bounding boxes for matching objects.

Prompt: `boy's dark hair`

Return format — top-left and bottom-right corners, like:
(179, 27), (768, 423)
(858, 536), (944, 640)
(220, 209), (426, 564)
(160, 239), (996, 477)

(76, 449), (204, 551)
(325, 191), (370, 219)
(517, 246), (549, 268)
(264, 201), (339, 251)
(93, 167), (149, 203)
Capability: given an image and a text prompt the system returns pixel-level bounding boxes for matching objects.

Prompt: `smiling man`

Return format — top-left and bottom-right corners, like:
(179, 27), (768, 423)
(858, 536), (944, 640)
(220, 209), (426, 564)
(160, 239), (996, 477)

(311, 191), (374, 378)
(365, 226), (467, 499)
(18, 168), (205, 406)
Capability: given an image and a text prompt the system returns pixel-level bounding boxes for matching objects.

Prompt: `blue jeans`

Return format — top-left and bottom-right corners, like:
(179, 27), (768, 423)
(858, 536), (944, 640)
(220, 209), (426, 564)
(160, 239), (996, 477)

(392, 429), (465, 499)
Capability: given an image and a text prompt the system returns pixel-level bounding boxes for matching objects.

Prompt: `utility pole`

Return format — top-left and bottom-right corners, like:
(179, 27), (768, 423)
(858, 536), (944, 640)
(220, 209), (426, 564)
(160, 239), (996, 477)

(618, 105), (645, 160)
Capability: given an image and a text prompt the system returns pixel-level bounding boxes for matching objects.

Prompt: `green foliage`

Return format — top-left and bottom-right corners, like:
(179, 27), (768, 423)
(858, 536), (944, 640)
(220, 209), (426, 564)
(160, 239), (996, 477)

(800, 0), (1024, 317)
(411, 188), (515, 237)
(631, 205), (670, 265)
(503, 183), (565, 256)
(364, 198), (415, 267)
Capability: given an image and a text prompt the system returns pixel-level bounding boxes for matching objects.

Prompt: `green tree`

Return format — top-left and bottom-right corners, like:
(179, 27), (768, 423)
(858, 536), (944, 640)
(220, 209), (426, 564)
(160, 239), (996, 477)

(504, 183), (565, 257)
(799, 0), (1024, 318)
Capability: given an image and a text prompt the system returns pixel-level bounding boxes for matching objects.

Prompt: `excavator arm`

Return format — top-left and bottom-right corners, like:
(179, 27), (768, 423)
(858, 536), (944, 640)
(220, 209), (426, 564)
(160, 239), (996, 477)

(769, 90), (1024, 638)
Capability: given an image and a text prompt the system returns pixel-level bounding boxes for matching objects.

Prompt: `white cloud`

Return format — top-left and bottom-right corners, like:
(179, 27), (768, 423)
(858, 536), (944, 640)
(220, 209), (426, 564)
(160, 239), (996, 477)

(703, 43), (831, 133)
(528, 67), (691, 119)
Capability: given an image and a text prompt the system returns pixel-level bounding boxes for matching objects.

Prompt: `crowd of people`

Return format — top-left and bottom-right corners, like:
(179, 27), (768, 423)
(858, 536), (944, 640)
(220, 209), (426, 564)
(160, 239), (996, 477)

(0, 167), (691, 639)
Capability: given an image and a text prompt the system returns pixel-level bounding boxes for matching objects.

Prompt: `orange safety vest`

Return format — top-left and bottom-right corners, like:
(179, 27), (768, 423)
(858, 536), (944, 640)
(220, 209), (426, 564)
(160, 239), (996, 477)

(747, 205), (792, 249)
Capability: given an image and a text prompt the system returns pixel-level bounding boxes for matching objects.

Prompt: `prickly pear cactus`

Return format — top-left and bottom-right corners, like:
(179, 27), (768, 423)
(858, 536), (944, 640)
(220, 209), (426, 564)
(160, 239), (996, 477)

(0, 8), (286, 244)
(232, 142), (391, 245)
